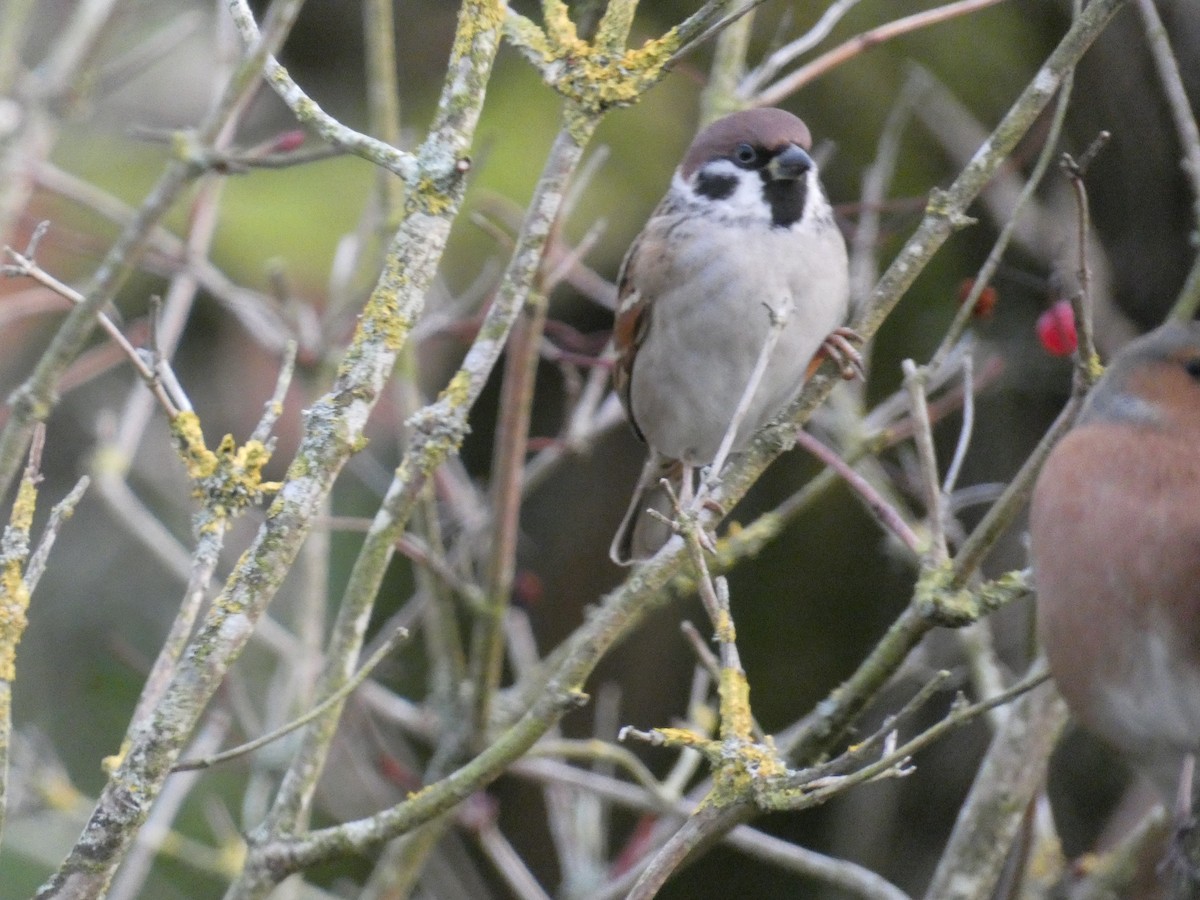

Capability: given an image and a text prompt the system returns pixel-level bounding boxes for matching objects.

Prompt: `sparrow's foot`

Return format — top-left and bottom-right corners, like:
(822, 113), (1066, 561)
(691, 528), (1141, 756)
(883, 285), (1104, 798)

(1160, 817), (1200, 894)
(813, 327), (865, 381)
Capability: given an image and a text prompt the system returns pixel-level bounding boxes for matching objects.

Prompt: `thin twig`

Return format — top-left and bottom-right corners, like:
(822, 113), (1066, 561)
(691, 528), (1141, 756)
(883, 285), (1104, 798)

(849, 71), (924, 307)
(173, 627), (408, 772)
(926, 56), (1076, 371)
(752, 0), (1010, 108)
(941, 351), (974, 499)
(2, 239), (180, 418)
(703, 297), (793, 493)
(250, 340), (298, 444)
(22, 475), (90, 594)
(225, 0), (417, 179)
(922, 668), (1065, 898)
(902, 360), (948, 563)
(773, 671), (1051, 808)
(668, 0), (772, 65)
(793, 429), (923, 555)
(738, 0), (864, 98)
(1060, 131), (1109, 380)
(1135, 0), (1200, 240)
(950, 391), (1086, 588)
(0, 424), (43, 843)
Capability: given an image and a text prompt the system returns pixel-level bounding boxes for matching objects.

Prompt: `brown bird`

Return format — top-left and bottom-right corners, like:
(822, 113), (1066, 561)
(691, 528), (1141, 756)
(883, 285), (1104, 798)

(609, 108), (854, 565)
(1031, 320), (1200, 817)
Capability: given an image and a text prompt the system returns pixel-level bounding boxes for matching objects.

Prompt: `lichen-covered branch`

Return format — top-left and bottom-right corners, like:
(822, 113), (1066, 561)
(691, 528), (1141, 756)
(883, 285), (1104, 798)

(0, 0), (306, 506)
(32, 1), (504, 896)
(226, 0), (417, 180)
(233, 114), (599, 898)
(922, 677), (1067, 899)
(0, 431), (41, 844)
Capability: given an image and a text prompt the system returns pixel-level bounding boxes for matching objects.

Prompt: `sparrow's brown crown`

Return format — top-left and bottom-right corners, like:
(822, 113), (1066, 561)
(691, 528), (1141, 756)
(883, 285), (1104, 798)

(681, 108), (813, 179)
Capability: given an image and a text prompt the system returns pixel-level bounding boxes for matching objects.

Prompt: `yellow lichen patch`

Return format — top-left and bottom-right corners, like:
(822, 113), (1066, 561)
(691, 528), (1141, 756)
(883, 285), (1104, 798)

(217, 836), (248, 878)
(740, 738), (787, 780)
(102, 737), (132, 775)
(718, 666), (753, 742)
(412, 177), (455, 216)
(10, 475), (36, 534)
(0, 565), (29, 682)
(523, 17), (682, 116)
(360, 281), (411, 353)
(652, 726), (712, 753)
(712, 607), (736, 646)
(0, 472), (36, 682)
(170, 413), (279, 516)
(439, 369), (473, 409)
(541, 1), (582, 53)
(914, 561), (978, 627)
(450, 0), (504, 61)
(171, 411), (220, 483)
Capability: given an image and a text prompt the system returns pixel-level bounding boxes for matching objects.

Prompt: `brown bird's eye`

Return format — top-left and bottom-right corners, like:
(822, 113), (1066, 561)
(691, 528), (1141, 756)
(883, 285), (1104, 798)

(734, 143), (758, 165)
(1185, 356), (1200, 380)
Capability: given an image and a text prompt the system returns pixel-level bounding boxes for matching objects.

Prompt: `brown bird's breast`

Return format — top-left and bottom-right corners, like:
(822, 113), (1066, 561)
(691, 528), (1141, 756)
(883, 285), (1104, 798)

(1032, 422), (1200, 793)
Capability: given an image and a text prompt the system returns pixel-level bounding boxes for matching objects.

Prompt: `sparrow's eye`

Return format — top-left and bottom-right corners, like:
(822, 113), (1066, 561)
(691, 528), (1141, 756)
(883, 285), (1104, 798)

(1184, 356), (1200, 381)
(733, 143), (759, 166)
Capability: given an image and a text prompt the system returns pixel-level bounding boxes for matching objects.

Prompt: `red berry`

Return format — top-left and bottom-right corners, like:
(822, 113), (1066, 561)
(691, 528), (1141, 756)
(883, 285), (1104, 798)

(956, 278), (998, 319)
(270, 129), (307, 153)
(1037, 300), (1077, 357)
(512, 570), (543, 608)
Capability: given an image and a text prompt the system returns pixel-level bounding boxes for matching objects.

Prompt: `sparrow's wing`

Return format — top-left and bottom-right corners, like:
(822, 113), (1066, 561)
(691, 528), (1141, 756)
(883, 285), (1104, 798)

(612, 193), (682, 442)
(611, 230), (652, 443)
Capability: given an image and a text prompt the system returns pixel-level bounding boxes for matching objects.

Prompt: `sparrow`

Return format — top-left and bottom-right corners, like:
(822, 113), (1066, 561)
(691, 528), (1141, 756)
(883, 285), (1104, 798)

(1030, 320), (1200, 826)
(608, 108), (854, 565)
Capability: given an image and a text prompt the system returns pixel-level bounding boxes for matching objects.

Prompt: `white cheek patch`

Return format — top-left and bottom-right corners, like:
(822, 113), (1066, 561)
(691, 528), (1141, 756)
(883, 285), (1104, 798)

(676, 163), (775, 225)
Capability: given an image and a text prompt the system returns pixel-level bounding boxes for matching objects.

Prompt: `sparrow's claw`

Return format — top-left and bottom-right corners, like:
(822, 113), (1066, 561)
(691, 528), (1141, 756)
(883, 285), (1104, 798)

(818, 327), (865, 381)
(1160, 817), (1200, 892)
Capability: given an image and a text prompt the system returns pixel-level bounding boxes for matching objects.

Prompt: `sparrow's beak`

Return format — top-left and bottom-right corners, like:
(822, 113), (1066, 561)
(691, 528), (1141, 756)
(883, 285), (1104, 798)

(767, 144), (813, 181)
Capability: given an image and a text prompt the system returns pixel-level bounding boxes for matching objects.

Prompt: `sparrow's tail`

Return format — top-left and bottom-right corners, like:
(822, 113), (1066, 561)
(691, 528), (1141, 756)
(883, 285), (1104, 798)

(609, 453), (686, 566)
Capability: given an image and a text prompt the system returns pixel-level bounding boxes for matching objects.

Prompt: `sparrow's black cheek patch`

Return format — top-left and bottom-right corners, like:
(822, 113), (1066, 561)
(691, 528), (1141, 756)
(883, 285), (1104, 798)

(695, 172), (738, 201)
(762, 178), (807, 229)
